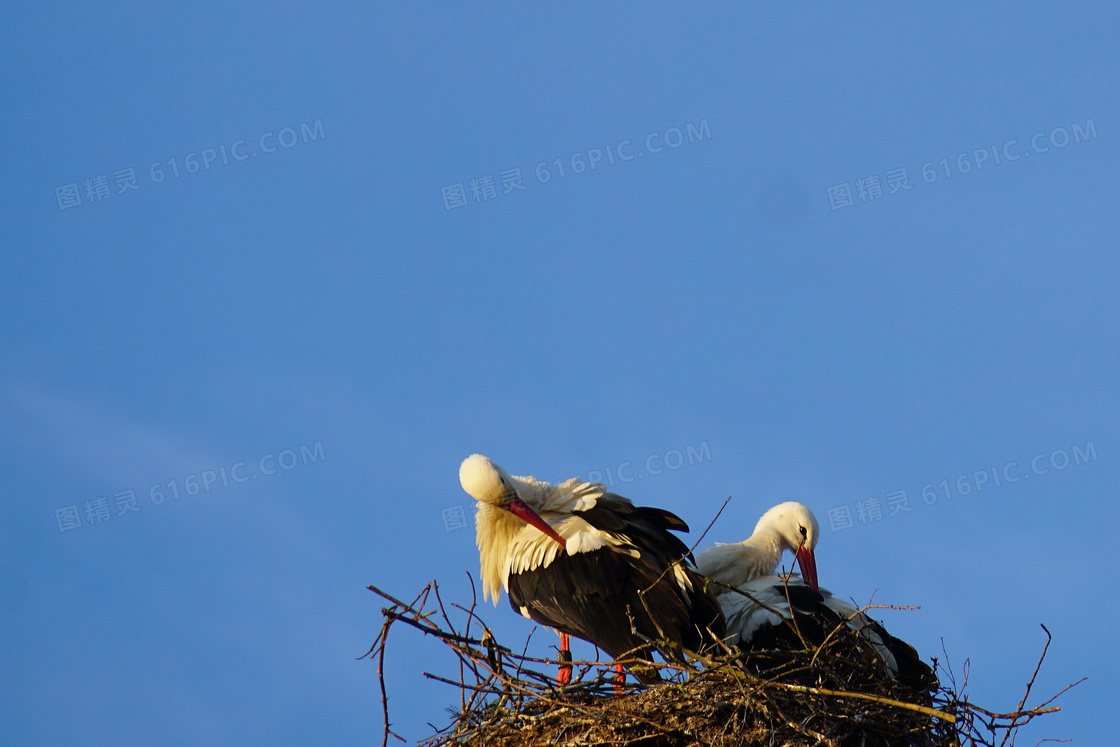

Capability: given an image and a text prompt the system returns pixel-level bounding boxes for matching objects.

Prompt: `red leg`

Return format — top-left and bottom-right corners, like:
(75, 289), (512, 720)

(613, 662), (625, 693)
(557, 632), (572, 685)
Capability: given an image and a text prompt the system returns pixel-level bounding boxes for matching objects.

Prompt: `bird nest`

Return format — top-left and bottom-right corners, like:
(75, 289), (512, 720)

(363, 581), (1080, 747)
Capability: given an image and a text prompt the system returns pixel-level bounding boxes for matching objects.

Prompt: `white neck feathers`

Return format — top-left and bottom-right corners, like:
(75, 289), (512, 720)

(695, 532), (784, 589)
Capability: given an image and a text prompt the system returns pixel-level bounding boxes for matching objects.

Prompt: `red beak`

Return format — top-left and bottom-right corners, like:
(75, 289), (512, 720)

(796, 546), (818, 592)
(509, 497), (566, 547)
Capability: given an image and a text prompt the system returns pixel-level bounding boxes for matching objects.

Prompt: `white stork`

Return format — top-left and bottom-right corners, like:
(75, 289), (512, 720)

(695, 501), (820, 592)
(696, 502), (935, 692)
(459, 454), (725, 684)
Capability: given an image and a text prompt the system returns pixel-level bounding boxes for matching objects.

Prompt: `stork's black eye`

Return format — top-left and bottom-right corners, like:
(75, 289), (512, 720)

(799, 526), (808, 538)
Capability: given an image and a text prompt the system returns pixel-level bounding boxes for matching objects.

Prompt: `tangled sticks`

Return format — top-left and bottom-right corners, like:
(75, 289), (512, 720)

(362, 579), (1080, 747)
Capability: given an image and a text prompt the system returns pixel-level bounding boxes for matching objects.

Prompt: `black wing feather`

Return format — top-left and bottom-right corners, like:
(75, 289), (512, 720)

(508, 549), (723, 682)
(508, 496), (724, 683)
(573, 497), (694, 560)
(739, 580), (937, 697)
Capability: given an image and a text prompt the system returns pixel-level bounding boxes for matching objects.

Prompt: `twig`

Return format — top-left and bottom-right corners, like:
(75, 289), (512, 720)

(770, 682), (956, 723)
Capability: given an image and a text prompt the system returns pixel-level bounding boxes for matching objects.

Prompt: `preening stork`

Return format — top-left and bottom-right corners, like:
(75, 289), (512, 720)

(695, 501), (820, 592)
(696, 502), (935, 693)
(459, 454), (725, 684)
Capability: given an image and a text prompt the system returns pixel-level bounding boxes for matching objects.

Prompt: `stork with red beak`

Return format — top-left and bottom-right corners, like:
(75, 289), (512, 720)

(697, 502), (935, 693)
(459, 454), (725, 685)
(695, 501), (820, 592)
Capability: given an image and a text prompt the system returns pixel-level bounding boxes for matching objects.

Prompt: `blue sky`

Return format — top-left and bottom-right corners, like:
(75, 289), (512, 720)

(1, 3), (1117, 744)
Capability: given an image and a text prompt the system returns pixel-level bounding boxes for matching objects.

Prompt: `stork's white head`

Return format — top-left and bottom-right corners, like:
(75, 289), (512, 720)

(754, 501), (819, 554)
(459, 454), (517, 507)
(459, 454), (565, 546)
(753, 501), (819, 591)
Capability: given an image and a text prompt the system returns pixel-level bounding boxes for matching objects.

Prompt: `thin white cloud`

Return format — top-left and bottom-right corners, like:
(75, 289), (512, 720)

(1, 381), (217, 489)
